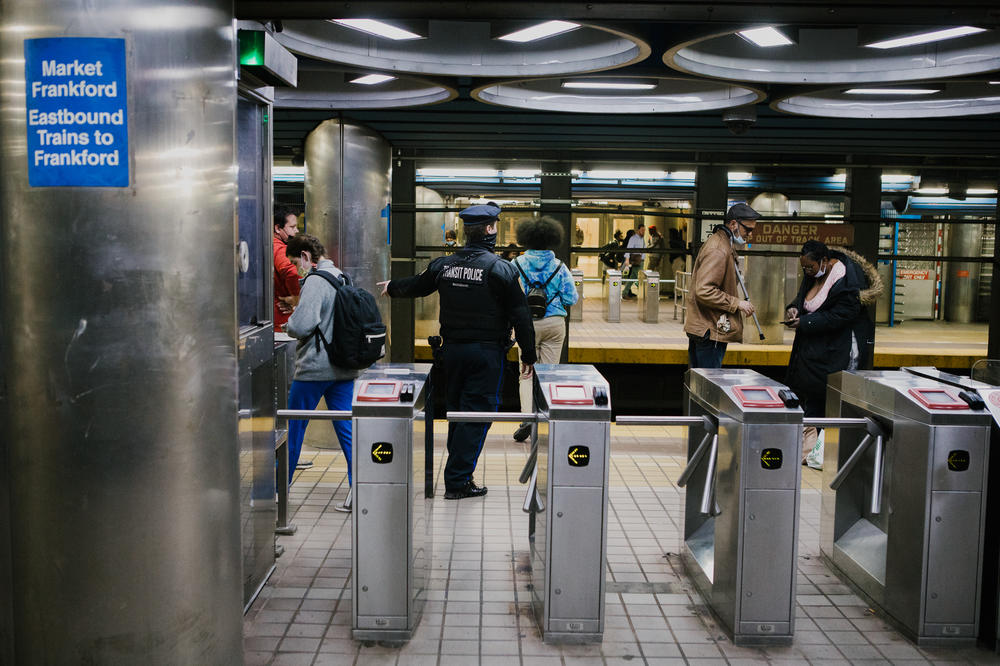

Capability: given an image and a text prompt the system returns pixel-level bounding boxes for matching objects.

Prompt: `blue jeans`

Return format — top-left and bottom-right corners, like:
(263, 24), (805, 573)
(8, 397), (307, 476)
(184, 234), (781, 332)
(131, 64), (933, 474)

(687, 336), (727, 369)
(287, 378), (354, 485)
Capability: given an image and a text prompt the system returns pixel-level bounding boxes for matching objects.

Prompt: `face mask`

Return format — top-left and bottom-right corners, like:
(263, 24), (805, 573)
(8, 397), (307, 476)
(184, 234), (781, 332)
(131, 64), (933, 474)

(482, 231), (498, 247)
(814, 266), (826, 278)
(731, 232), (745, 246)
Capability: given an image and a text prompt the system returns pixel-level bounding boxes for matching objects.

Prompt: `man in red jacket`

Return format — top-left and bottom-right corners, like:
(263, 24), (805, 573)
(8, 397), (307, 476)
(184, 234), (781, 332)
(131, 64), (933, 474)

(273, 207), (301, 330)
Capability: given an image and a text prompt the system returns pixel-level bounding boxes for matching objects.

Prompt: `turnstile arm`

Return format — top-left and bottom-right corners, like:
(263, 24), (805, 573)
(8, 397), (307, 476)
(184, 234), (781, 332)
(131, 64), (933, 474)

(613, 415), (708, 426)
(802, 417), (872, 429)
(869, 435), (885, 515)
(677, 431), (714, 488)
(446, 411), (538, 423)
(276, 409), (351, 420)
(699, 434), (720, 516)
(829, 434), (873, 491)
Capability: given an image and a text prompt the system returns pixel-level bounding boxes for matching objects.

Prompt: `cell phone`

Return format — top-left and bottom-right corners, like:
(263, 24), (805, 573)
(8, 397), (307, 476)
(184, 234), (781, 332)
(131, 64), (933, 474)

(781, 319), (797, 325)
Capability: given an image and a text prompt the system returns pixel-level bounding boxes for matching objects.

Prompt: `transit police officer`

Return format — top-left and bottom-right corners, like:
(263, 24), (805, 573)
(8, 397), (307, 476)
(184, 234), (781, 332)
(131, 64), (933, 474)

(379, 202), (536, 499)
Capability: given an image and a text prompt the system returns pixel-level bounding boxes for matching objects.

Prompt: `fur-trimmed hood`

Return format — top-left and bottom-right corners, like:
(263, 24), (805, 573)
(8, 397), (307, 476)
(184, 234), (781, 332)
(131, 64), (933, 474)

(831, 246), (883, 306)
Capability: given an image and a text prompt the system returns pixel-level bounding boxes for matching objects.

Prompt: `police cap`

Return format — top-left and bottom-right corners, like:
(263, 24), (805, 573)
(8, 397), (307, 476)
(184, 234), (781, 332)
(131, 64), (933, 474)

(726, 202), (761, 222)
(459, 202), (501, 225)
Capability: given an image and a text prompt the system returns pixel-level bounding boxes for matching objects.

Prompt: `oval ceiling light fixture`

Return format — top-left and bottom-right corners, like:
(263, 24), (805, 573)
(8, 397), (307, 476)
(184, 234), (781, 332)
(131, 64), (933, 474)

(773, 81), (1000, 118)
(276, 19), (649, 77)
(665, 25), (1000, 83)
(473, 76), (763, 113)
(274, 62), (455, 110)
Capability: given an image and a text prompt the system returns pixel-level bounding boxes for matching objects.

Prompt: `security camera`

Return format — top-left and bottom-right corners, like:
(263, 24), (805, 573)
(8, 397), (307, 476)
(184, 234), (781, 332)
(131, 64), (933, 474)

(722, 106), (757, 135)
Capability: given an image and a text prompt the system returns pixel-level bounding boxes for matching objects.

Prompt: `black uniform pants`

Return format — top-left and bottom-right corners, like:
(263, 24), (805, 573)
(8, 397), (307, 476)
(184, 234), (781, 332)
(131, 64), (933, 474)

(442, 341), (505, 491)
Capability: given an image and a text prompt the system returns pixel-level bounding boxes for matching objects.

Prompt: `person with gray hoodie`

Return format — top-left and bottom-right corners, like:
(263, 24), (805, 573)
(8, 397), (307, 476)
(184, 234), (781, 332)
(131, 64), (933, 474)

(284, 234), (362, 510)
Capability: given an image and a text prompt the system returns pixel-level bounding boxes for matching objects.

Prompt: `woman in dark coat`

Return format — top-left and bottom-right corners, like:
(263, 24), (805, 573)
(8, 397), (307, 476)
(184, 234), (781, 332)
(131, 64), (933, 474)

(785, 241), (862, 461)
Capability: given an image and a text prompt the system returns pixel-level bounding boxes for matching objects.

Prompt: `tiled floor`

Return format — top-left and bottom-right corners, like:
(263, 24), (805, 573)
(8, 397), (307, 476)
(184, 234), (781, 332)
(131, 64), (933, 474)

(245, 424), (1000, 665)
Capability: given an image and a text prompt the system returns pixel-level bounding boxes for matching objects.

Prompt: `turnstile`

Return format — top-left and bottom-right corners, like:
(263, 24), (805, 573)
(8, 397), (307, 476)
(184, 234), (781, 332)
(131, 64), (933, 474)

(681, 369), (803, 645)
(637, 269), (659, 322)
(570, 268), (584, 322)
(821, 370), (992, 645)
(351, 363), (433, 642)
(603, 269), (621, 322)
(531, 364), (612, 643)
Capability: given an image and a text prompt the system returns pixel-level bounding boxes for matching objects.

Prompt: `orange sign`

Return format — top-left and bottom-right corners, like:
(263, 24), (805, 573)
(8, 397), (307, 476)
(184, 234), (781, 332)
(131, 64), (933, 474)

(749, 223), (854, 247)
(898, 269), (931, 280)
(957, 270), (970, 278)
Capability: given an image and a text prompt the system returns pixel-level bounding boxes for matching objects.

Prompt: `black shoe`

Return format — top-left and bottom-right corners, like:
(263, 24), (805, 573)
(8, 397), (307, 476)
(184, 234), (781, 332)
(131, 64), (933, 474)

(512, 422), (532, 442)
(443, 481), (488, 500)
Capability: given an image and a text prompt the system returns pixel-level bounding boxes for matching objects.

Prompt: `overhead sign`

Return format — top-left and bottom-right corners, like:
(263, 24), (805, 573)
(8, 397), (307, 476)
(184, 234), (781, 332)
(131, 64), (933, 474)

(749, 223), (854, 247)
(24, 37), (129, 187)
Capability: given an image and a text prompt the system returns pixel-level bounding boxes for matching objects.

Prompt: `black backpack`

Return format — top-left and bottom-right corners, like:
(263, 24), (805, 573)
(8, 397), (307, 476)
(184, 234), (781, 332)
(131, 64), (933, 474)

(514, 259), (562, 319)
(305, 270), (386, 370)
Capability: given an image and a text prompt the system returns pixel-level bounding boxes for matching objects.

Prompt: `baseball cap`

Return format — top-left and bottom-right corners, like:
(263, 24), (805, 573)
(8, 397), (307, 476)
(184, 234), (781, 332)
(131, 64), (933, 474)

(725, 202), (761, 222)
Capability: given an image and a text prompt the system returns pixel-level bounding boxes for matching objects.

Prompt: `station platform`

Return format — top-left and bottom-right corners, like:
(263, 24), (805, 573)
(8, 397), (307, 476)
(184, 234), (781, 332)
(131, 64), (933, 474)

(244, 425), (999, 665)
(414, 292), (988, 370)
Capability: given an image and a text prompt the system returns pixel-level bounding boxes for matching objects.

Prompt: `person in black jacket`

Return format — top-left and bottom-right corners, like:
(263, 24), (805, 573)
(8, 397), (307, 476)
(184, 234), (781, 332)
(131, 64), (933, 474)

(785, 240), (862, 462)
(378, 202), (536, 500)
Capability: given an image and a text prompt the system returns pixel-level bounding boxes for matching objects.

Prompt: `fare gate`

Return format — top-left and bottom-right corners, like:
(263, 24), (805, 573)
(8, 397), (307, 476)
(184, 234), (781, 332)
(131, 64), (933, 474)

(821, 370), (992, 646)
(603, 269), (621, 322)
(570, 268), (584, 322)
(280, 363), (433, 643)
(637, 269), (659, 322)
(351, 364), (433, 642)
(681, 369), (803, 645)
(450, 364), (612, 644)
(619, 369), (804, 645)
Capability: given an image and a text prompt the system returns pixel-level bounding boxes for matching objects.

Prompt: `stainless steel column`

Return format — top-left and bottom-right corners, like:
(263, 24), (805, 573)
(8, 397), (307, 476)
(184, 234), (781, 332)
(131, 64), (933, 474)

(603, 269), (622, 322)
(570, 268), (584, 322)
(0, 2), (242, 663)
(945, 222), (982, 323)
(305, 119), (392, 354)
(638, 269), (660, 322)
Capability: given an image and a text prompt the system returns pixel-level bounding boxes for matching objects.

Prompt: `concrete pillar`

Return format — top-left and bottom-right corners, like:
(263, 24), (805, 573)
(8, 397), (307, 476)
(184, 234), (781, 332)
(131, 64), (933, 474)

(847, 167), (881, 368)
(1, 2), (242, 663)
(945, 222), (983, 323)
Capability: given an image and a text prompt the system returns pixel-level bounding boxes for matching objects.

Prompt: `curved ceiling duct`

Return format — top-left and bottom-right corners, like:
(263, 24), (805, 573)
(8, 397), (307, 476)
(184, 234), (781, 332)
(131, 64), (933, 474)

(274, 63), (455, 109)
(275, 19), (649, 76)
(665, 26), (1000, 84)
(773, 81), (1000, 118)
(472, 76), (763, 113)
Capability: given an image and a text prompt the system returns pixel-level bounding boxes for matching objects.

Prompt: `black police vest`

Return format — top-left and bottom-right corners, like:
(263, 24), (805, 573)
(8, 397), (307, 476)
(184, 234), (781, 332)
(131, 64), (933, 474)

(436, 250), (508, 343)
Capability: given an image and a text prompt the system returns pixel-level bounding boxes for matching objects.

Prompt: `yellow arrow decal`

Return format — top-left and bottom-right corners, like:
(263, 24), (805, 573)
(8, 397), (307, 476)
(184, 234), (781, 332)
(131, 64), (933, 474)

(372, 444), (385, 462)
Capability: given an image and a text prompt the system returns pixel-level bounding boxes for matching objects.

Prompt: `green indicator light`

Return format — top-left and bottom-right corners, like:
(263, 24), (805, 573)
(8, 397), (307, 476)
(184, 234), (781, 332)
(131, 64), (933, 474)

(238, 30), (265, 67)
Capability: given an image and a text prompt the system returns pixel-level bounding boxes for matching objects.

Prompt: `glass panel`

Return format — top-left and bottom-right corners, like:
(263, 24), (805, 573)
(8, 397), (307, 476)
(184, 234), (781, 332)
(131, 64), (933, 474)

(236, 97), (268, 327)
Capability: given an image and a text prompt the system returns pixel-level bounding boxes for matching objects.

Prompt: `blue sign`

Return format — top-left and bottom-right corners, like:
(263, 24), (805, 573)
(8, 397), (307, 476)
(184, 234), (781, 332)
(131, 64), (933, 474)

(24, 38), (128, 187)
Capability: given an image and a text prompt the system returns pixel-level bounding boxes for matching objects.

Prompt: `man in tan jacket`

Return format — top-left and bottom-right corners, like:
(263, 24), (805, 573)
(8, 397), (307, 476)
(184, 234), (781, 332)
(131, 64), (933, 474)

(683, 203), (760, 368)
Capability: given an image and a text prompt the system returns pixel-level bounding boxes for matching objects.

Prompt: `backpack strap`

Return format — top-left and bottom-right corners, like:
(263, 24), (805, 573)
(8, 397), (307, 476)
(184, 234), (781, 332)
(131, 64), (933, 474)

(303, 269), (347, 352)
(513, 257), (534, 289)
(542, 261), (564, 307)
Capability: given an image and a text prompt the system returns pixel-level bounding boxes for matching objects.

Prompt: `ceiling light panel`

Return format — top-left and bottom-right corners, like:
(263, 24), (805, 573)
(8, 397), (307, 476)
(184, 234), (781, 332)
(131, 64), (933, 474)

(497, 21), (580, 43)
(845, 88), (939, 95)
(865, 26), (987, 50)
(738, 27), (794, 47)
(350, 73), (396, 85)
(562, 81), (655, 90)
(330, 19), (422, 41)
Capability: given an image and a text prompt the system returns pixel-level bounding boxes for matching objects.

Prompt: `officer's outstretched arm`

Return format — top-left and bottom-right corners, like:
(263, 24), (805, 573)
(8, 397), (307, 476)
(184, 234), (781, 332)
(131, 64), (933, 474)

(497, 267), (538, 365)
(385, 258), (445, 298)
